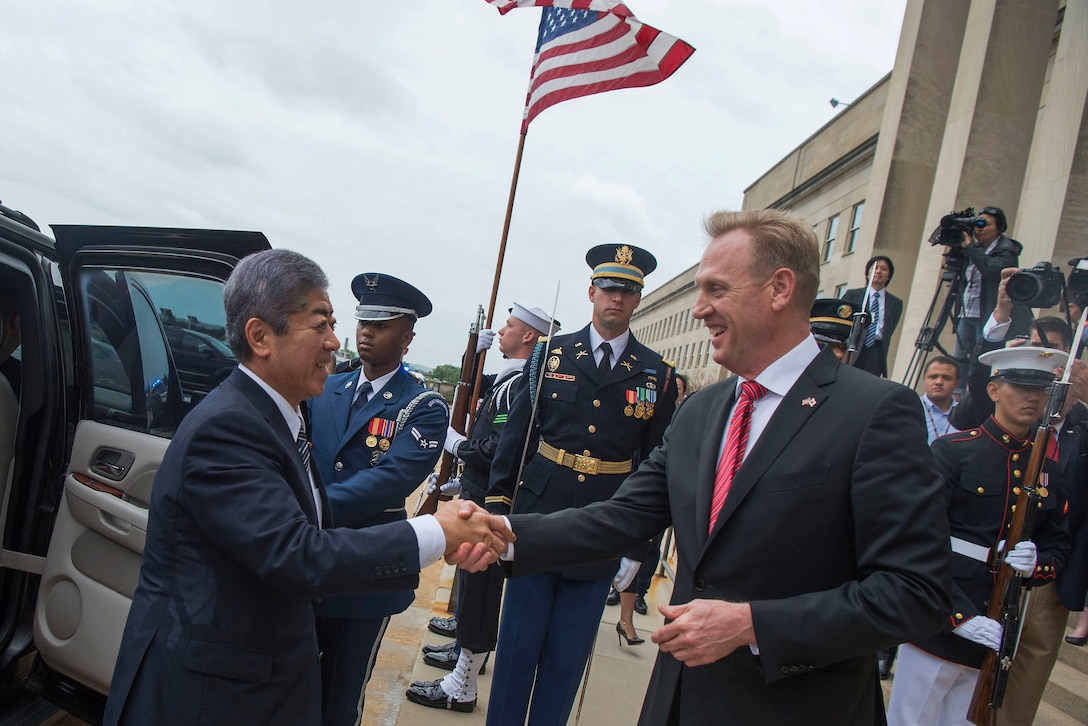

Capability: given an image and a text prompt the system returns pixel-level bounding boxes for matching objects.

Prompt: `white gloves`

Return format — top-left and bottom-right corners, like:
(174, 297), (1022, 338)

(443, 426), (467, 456)
(1002, 539), (1037, 577)
(954, 616), (1002, 651)
(476, 329), (496, 354)
(424, 473), (462, 496)
(612, 557), (640, 592)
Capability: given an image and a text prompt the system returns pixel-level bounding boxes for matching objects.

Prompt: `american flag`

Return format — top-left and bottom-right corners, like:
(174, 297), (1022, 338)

(486, 1), (694, 132)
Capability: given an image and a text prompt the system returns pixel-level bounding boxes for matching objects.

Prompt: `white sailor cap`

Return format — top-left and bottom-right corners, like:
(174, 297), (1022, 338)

(978, 346), (1060, 388)
(509, 303), (560, 335)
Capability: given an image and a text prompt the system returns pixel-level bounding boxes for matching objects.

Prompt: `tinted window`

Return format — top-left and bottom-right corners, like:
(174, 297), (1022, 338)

(81, 269), (231, 438)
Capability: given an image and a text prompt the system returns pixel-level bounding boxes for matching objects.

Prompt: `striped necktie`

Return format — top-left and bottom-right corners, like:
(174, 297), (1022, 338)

(296, 418), (312, 476)
(865, 292), (880, 348)
(708, 380), (767, 534)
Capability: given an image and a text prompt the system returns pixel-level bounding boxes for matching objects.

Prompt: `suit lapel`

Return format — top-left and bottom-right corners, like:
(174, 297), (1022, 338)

(228, 369), (320, 525)
(567, 327), (600, 383)
(704, 350), (838, 546)
(694, 382), (737, 551)
(343, 369), (406, 449)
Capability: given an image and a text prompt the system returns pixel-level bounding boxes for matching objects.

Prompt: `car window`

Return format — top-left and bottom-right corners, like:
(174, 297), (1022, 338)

(80, 269), (232, 438)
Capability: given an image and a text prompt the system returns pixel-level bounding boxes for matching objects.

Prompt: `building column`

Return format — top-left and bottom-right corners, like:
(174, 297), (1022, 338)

(891, 0), (1059, 380)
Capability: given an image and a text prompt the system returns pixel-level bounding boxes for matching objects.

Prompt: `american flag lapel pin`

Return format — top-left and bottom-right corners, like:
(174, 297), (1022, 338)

(801, 397), (817, 408)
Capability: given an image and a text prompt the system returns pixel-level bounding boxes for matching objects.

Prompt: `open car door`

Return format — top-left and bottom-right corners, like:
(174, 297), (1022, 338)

(0, 219), (268, 721)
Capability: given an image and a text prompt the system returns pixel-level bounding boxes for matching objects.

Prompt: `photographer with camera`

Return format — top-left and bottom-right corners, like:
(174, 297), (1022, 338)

(952, 206), (1021, 392)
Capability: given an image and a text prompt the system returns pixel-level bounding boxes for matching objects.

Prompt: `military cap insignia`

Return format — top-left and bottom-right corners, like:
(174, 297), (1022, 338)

(547, 355), (561, 372)
(837, 305), (852, 319)
(362, 273), (379, 290)
(615, 245), (634, 265)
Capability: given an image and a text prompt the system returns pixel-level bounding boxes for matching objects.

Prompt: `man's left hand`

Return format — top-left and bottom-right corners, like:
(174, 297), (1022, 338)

(652, 600), (755, 667)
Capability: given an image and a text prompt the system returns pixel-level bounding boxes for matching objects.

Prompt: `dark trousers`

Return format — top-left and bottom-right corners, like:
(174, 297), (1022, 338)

(317, 615), (389, 726)
(852, 340), (887, 377)
(486, 572), (611, 726)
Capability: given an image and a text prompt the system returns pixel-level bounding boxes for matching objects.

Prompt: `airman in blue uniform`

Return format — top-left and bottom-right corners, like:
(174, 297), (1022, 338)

(310, 273), (449, 726)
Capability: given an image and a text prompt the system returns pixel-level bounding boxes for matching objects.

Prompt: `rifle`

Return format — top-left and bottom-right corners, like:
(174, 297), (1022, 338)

(967, 305), (1088, 724)
(414, 306), (485, 516)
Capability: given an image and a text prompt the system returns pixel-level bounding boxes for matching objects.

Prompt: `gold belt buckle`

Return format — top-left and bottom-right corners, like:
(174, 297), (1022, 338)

(572, 454), (600, 475)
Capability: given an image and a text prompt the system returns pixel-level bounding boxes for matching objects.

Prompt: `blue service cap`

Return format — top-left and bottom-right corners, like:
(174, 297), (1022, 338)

(351, 273), (432, 321)
(978, 346), (1059, 388)
(586, 244), (657, 291)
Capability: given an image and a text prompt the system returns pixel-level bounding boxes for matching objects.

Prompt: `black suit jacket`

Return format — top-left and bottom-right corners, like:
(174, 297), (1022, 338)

(104, 369), (421, 726)
(509, 347), (952, 725)
(842, 287), (903, 376)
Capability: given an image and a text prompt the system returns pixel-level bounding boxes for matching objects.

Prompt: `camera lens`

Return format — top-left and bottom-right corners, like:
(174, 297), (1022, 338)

(1006, 272), (1042, 305)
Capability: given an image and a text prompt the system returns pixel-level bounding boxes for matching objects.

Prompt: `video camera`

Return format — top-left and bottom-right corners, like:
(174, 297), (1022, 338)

(1006, 257), (1088, 309)
(931, 207), (988, 247)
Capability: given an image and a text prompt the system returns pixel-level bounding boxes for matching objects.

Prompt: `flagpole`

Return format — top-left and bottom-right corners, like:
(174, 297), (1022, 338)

(467, 131), (528, 418)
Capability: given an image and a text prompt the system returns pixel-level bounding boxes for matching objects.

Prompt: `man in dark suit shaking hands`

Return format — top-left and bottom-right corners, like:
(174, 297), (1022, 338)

(842, 255), (903, 377)
(493, 210), (952, 725)
(103, 249), (510, 726)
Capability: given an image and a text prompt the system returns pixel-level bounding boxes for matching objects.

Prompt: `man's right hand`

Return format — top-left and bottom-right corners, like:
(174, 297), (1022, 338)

(434, 500), (514, 572)
(992, 266), (1019, 323)
(954, 615), (1002, 651)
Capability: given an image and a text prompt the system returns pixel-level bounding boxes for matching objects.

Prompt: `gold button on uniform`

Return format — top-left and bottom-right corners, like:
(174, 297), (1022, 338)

(592, 399), (601, 407)
(1013, 470), (1021, 478)
(588, 425), (597, 433)
(977, 487), (984, 494)
(1013, 487), (1021, 495)
(577, 474), (586, 482)
(1012, 454), (1020, 461)
(551, 392), (558, 399)
(583, 450), (591, 456)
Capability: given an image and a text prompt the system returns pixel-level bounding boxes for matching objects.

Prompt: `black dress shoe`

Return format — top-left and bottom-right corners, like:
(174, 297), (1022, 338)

(422, 641), (459, 655)
(1066, 634), (1088, 646)
(423, 647), (487, 675)
(605, 588), (619, 606)
(428, 615), (457, 637)
(634, 594), (648, 616)
(877, 657), (892, 680)
(406, 678), (476, 713)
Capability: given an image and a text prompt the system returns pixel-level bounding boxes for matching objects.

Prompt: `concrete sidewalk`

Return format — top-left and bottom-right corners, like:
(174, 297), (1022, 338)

(364, 562), (671, 726)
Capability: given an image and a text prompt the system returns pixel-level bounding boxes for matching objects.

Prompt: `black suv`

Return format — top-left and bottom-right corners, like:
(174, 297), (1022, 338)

(0, 201), (269, 722)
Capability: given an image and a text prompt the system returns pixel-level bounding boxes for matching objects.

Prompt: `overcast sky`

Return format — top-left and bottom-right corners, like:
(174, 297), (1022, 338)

(2, 0), (907, 371)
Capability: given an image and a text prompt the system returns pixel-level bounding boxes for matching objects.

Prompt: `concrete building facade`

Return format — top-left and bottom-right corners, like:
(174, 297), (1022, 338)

(632, 0), (1086, 389)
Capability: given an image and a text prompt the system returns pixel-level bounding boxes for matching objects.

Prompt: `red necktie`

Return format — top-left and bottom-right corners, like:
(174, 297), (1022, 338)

(708, 380), (767, 534)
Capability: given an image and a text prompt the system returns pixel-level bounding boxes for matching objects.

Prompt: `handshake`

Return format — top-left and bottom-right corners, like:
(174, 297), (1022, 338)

(433, 500), (514, 572)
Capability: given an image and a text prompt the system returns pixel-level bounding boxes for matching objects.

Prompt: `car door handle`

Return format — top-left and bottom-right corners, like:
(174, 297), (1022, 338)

(91, 447), (136, 482)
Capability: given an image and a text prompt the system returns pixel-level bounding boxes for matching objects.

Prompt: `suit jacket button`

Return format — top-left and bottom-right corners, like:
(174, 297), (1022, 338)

(780, 666), (790, 674)
(694, 579), (706, 592)
(334, 461), (344, 471)
(374, 566), (382, 576)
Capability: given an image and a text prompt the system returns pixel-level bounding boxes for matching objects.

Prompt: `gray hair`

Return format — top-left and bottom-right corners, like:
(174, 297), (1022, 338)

(224, 249), (328, 361)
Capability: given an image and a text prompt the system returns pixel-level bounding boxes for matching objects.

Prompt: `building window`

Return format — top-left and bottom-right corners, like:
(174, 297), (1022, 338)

(823, 215), (840, 262)
(847, 202), (864, 253)
(834, 282), (849, 298)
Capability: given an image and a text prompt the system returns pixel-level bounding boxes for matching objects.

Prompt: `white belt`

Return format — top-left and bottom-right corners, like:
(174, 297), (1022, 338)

(950, 536), (994, 564)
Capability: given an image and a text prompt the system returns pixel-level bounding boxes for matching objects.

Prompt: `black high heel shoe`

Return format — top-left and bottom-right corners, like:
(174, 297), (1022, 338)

(616, 621), (645, 646)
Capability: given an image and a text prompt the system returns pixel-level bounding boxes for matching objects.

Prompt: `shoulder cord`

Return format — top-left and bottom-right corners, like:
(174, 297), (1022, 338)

(395, 390), (449, 436)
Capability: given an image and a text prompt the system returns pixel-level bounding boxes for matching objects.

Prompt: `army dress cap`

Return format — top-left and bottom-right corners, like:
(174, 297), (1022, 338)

(810, 298), (855, 345)
(586, 244), (657, 291)
(978, 346), (1060, 388)
(510, 303), (561, 335)
(351, 273), (432, 321)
